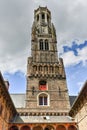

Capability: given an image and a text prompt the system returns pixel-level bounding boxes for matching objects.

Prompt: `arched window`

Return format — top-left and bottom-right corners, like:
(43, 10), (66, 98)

(68, 125), (77, 130)
(39, 66), (42, 72)
(45, 40), (49, 50)
(44, 66), (48, 73)
(42, 13), (45, 19)
(9, 126), (18, 130)
(33, 126), (43, 130)
(39, 39), (43, 50)
(38, 93), (48, 106)
(41, 13), (45, 23)
(56, 125), (66, 130)
(45, 125), (55, 130)
(50, 66), (54, 73)
(45, 128), (49, 130)
(21, 126), (30, 130)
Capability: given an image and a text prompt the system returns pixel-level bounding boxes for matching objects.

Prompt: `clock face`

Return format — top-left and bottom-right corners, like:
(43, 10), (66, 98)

(39, 80), (47, 90)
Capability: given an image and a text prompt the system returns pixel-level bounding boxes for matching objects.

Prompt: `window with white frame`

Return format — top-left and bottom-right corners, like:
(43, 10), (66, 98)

(38, 93), (48, 106)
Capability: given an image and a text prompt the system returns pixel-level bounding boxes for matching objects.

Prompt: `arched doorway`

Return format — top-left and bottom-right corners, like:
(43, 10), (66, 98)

(56, 125), (66, 130)
(33, 126), (43, 130)
(9, 126), (19, 130)
(20, 126), (30, 130)
(44, 125), (55, 130)
(68, 125), (77, 130)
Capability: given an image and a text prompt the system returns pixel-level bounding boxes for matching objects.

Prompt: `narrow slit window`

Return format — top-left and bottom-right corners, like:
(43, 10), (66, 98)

(39, 39), (43, 50)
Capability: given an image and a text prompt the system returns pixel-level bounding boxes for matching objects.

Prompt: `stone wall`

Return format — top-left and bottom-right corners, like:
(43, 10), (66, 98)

(75, 103), (87, 130)
(0, 72), (17, 130)
(69, 81), (87, 130)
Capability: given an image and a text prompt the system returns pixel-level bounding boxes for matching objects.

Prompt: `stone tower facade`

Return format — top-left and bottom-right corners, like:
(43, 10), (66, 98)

(26, 6), (70, 114)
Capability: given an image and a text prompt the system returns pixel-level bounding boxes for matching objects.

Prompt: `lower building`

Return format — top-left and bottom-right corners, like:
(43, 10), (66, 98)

(69, 81), (87, 130)
(0, 72), (17, 130)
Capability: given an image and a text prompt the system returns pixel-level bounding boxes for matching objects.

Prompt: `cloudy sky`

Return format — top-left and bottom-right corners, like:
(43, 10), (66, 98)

(0, 0), (87, 95)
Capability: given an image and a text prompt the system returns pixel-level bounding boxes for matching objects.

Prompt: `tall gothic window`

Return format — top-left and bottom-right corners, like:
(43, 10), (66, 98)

(39, 93), (48, 106)
(42, 13), (45, 19)
(39, 66), (42, 72)
(45, 40), (49, 50)
(39, 39), (43, 50)
(42, 13), (45, 23)
(44, 66), (48, 73)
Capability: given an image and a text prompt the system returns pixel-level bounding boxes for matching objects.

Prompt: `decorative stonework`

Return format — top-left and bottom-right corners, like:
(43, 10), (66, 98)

(26, 6), (70, 113)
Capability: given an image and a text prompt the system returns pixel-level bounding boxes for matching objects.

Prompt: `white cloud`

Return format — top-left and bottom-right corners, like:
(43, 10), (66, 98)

(61, 46), (87, 66)
(0, 50), (28, 74)
(78, 46), (87, 65)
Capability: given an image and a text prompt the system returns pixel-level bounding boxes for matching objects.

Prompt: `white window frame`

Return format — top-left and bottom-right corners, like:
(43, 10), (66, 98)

(37, 92), (50, 106)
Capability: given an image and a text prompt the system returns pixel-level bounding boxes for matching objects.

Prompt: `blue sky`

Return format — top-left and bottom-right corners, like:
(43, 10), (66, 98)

(3, 71), (26, 93)
(0, 0), (87, 96)
(63, 40), (87, 56)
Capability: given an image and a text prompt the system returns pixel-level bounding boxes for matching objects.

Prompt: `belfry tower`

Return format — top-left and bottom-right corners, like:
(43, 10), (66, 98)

(26, 6), (70, 115)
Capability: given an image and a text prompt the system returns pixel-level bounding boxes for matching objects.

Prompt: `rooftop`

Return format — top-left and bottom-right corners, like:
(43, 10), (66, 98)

(12, 115), (75, 123)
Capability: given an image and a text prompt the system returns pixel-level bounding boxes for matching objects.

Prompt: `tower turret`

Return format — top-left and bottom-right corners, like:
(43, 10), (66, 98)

(31, 6), (57, 63)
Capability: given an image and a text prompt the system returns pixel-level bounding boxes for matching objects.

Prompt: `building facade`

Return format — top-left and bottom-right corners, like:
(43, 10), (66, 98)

(26, 6), (70, 113)
(69, 81), (87, 130)
(0, 72), (17, 130)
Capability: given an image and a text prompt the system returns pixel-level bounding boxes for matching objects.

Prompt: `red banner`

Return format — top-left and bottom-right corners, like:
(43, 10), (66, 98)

(39, 85), (47, 90)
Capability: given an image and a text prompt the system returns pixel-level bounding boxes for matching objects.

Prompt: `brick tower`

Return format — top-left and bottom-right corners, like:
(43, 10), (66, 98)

(26, 6), (70, 115)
